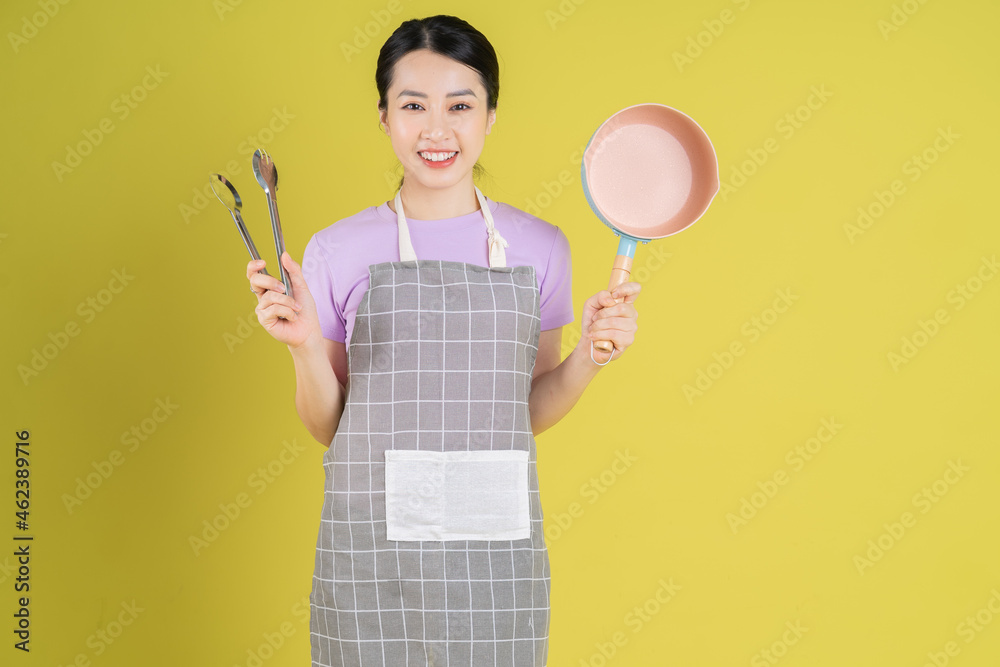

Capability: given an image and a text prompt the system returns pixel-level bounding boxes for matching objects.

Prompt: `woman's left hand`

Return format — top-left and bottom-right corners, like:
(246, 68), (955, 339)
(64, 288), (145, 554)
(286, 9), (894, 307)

(577, 281), (641, 365)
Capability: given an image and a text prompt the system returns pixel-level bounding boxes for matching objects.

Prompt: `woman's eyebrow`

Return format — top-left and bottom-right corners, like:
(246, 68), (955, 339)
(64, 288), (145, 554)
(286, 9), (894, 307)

(396, 88), (478, 99)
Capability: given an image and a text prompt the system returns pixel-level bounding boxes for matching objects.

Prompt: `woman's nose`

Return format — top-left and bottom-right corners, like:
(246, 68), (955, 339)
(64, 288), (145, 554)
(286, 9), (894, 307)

(422, 108), (450, 139)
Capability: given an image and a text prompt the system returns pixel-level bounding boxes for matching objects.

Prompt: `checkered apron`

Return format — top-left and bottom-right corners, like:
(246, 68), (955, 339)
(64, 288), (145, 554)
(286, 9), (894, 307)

(310, 186), (551, 666)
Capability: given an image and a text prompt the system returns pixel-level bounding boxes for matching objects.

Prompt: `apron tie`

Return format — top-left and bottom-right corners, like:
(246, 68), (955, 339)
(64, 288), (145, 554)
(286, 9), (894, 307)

(487, 226), (509, 269)
(394, 185), (507, 268)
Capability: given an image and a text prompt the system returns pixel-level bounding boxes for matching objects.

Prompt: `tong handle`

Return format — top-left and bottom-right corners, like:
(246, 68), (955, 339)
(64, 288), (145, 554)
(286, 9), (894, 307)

(265, 191), (293, 298)
(231, 210), (271, 277)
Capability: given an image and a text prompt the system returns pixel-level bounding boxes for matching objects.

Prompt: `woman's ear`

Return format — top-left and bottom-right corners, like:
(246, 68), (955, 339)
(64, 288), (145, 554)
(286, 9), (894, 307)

(377, 102), (388, 134)
(486, 108), (497, 135)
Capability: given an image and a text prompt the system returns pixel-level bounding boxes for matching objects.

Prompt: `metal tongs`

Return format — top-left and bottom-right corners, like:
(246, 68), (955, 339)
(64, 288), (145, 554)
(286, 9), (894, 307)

(208, 172), (271, 276)
(252, 148), (292, 299)
(208, 147), (292, 299)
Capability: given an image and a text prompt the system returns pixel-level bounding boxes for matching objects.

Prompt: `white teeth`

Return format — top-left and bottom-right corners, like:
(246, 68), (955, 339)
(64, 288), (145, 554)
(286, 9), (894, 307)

(420, 151), (457, 162)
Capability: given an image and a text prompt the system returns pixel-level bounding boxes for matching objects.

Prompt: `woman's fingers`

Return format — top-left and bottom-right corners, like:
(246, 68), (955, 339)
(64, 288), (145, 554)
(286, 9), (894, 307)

(244, 253), (321, 349)
(610, 281), (642, 303)
(576, 283), (641, 362)
(587, 296), (638, 346)
(281, 251), (302, 282)
(597, 290), (617, 307)
(246, 259), (266, 281)
(257, 286), (302, 314)
(591, 282), (640, 310)
(591, 311), (637, 331)
(280, 252), (312, 306)
(591, 301), (638, 326)
(248, 263), (291, 298)
(588, 319), (637, 345)
(588, 317), (636, 349)
(257, 300), (300, 323)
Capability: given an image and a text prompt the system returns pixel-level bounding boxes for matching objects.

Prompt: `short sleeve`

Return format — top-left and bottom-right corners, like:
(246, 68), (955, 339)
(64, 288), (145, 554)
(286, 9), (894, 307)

(301, 234), (347, 343)
(539, 226), (574, 330)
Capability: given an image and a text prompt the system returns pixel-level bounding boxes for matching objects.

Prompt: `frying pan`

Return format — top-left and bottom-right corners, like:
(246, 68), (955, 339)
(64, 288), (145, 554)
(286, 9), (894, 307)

(581, 103), (720, 354)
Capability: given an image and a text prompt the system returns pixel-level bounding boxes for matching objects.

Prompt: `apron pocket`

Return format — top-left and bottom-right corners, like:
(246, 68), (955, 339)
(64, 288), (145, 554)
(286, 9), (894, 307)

(384, 449), (530, 541)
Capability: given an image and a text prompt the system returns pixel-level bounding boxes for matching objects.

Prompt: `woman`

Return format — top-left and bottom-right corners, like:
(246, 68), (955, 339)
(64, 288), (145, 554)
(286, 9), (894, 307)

(246, 14), (640, 666)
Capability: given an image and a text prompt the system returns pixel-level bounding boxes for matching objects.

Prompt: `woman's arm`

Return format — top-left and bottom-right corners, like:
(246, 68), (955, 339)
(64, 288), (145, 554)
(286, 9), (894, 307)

(529, 281), (641, 436)
(288, 336), (346, 448)
(529, 330), (602, 436)
(251, 252), (348, 448)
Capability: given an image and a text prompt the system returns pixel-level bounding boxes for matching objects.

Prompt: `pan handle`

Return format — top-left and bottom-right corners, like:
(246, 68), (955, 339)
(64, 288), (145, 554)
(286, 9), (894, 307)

(594, 235), (636, 354)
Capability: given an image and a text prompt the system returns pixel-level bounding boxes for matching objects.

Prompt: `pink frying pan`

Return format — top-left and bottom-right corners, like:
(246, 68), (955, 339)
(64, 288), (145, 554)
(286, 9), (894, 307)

(581, 103), (720, 353)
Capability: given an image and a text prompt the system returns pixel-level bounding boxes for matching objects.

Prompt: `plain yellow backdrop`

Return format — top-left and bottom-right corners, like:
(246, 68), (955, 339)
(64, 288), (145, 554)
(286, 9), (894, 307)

(3, 0), (999, 665)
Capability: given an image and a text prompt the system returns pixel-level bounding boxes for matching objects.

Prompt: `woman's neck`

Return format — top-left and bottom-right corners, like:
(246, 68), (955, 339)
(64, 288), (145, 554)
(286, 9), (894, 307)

(389, 177), (481, 220)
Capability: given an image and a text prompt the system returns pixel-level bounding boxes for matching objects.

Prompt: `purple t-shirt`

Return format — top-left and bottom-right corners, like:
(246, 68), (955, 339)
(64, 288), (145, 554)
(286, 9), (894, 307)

(301, 194), (574, 348)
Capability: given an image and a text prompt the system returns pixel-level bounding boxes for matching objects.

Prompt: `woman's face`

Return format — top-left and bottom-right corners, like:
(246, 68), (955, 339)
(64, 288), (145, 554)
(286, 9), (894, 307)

(379, 48), (496, 192)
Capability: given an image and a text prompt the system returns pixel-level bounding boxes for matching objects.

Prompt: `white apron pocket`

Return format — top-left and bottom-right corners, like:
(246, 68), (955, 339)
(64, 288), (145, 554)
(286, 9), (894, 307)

(384, 449), (530, 541)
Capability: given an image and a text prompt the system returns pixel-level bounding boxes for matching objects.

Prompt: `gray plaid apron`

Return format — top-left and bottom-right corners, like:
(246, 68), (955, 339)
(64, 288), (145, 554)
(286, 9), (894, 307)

(310, 186), (551, 666)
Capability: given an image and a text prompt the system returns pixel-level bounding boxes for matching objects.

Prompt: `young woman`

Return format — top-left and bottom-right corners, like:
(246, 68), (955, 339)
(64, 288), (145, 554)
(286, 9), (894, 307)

(246, 14), (640, 666)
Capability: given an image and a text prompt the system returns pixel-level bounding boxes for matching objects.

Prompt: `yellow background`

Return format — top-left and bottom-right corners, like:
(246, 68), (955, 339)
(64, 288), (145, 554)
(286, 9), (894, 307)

(3, 0), (999, 664)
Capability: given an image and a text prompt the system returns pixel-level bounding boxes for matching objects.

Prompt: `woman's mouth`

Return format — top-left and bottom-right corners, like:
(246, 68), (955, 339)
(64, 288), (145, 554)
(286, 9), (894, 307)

(418, 151), (458, 168)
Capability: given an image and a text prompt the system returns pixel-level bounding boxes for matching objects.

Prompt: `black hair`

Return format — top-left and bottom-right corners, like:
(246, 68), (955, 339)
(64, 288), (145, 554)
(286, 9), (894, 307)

(376, 15), (500, 190)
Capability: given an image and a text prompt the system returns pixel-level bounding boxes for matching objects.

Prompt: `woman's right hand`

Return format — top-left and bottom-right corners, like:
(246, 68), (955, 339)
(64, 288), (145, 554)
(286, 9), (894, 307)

(247, 251), (321, 349)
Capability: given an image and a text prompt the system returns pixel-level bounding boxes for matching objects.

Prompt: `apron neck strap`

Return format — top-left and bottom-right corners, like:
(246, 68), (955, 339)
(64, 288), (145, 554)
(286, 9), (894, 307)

(394, 185), (508, 268)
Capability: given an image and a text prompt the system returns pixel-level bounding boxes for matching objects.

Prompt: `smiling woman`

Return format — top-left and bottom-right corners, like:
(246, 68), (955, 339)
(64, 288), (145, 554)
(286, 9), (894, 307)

(242, 13), (641, 667)
(375, 27), (498, 219)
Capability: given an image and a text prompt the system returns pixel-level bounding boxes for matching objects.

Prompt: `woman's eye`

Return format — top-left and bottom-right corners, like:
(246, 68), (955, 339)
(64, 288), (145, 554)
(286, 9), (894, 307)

(401, 103), (471, 111)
